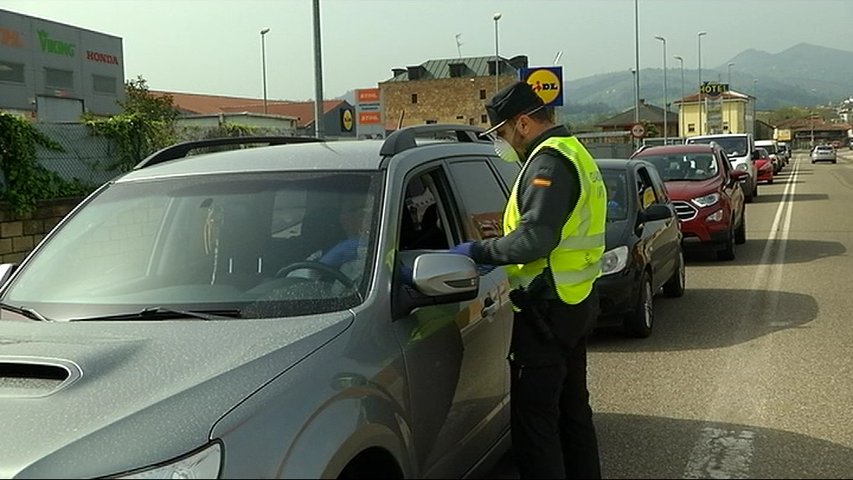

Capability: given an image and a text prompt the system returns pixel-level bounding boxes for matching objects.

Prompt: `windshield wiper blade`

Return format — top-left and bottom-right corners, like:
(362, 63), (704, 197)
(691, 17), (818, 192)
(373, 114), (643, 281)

(69, 307), (242, 322)
(0, 302), (51, 322)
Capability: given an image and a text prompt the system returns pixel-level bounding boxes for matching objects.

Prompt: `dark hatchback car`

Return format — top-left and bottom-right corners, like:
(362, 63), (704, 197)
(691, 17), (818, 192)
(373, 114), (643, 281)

(596, 159), (685, 338)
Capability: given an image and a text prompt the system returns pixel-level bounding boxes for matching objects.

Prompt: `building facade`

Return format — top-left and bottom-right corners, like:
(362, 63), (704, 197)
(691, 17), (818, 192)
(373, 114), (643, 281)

(675, 90), (753, 137)
(379, 55), (528, 130)
(0, 9), (125, 121)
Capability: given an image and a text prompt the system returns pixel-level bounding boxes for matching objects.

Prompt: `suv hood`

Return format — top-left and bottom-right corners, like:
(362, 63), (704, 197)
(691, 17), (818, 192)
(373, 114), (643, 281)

(663, 178), (720, 201)
(0, 312), (352, 478)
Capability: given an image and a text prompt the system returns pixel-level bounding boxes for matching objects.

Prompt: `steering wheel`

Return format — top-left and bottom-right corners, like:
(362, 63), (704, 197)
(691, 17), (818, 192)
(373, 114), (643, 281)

(275, 261), (356, 289)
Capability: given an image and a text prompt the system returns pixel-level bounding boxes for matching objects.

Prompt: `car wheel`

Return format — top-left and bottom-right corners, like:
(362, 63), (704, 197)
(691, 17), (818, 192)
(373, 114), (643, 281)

(734, 208), (746, 245)
(767, 177), (774, 185)
(624, 271), (654, 338)
(663, 248), (685, 298)
(717, 226), (736, 261)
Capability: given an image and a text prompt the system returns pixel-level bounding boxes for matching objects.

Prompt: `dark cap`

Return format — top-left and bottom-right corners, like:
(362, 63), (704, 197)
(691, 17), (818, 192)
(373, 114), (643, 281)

(483, 81), (545, 135)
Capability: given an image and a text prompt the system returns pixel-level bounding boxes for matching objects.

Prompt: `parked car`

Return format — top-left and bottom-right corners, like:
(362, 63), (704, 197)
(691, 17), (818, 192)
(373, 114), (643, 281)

(686, 133), (758, 203)
(631, 143), (747, 261)
(776, 142), (792, 164)
(811, 144), (837, 163)
(0, 127), (519, 479)
(596, 158), (684, 338)
(753, 147), (776, 184)
(755, 139), (784, 173)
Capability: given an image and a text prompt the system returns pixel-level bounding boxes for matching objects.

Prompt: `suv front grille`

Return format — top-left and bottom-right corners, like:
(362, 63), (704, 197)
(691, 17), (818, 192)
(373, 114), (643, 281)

(672, 201), (697, 221)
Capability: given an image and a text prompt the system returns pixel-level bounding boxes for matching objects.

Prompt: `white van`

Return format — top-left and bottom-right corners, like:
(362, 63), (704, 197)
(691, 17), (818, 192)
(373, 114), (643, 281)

(686, 133), (757, 203)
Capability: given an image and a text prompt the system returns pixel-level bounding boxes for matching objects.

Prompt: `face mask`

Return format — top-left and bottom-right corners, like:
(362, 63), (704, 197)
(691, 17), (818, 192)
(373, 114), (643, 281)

(492, 120), (522, 163)
(494, 136), (520, 163)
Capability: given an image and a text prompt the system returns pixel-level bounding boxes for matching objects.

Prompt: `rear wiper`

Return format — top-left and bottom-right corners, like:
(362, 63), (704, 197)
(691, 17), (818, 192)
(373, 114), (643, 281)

(0, 302), (51, 322)
(68, 307), (242, 322)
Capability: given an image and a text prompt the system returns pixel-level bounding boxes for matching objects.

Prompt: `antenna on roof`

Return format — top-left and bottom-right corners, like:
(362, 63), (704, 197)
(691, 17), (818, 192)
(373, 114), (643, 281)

(553, 51), (563, 65)
(455, 33), (463, 58)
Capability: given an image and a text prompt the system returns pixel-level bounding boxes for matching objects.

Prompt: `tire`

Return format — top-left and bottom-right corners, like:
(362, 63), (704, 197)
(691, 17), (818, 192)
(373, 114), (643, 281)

(768, 177), (774, 185)
(663, 248), (685, 298)
(734, 208), (746, 245)
(624, 271), (654, 338)
(716, 226), (736, 261)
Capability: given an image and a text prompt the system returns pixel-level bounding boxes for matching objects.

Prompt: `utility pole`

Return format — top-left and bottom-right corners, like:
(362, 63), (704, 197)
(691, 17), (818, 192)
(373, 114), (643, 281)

(312, 0), (325, 138)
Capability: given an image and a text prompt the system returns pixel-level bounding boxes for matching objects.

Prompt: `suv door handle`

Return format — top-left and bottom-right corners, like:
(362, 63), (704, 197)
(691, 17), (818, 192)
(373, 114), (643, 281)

(481, 296), (499, 317)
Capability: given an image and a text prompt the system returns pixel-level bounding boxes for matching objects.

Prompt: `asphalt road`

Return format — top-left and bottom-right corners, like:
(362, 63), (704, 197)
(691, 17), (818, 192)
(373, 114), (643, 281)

(486, 149), (853, 479)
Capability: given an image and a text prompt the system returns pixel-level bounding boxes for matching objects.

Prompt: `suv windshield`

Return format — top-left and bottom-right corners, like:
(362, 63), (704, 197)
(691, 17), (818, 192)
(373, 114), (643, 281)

(640, 153), (718, 181)
(2, 171), (382, 321)
(689, 137), (748, 157)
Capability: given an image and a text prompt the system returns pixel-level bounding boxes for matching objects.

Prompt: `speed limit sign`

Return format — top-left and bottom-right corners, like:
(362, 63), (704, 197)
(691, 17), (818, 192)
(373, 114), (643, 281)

(630, 123), (645, 138)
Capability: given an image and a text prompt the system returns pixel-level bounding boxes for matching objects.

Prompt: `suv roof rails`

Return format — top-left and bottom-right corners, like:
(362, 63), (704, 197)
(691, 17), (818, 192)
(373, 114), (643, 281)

(134, 135), (323, 169)
(380, 124), (490, 157)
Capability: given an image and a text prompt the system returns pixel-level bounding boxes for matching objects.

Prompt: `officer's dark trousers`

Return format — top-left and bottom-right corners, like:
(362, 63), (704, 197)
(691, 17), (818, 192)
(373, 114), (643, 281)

(509, 290), (601, 479)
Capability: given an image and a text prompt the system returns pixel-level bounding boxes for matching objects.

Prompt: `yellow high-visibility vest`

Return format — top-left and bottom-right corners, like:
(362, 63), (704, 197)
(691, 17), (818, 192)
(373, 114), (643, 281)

(503, 136), (607, 305)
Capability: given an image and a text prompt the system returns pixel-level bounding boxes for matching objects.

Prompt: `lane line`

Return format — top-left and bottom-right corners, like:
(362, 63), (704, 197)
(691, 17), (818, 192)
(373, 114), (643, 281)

(681, 156), (801, 479)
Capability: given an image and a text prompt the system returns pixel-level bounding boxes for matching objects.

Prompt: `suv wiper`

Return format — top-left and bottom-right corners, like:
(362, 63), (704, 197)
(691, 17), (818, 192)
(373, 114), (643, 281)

(69, 307), (242, 322)
(0, 302), (51, 322)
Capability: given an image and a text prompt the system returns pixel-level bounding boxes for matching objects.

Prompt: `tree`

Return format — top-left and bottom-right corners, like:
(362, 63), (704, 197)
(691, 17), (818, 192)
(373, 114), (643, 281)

(84, 75), (179, 172)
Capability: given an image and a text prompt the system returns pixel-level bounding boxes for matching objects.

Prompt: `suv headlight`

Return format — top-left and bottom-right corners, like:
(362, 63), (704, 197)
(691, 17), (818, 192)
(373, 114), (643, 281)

(117, 443), (222, 479)
(691, 193), (720, 208)
(601, 246), (629, 276)
(735, 163), (749, 171)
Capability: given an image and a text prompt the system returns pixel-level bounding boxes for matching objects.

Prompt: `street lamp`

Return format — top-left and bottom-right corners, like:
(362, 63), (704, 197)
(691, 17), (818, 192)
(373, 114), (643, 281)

(493, 12), (502, 94)
(727, 62), (734, 86)
(655, 36), (667, 143)
(260, 27), (270, 115)
(633, 0), (640, 126)
(697, 31), (707, 135)
(753, 78), (758, 136)
(674, 55), (685, 136)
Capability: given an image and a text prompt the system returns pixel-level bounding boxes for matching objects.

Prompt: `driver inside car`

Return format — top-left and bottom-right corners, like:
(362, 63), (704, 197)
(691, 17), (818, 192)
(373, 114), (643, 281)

(316, 204), (368, 270)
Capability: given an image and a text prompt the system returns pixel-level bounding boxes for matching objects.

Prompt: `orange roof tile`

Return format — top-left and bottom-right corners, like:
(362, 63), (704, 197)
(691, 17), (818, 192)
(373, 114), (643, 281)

(152, 90), (345, 127)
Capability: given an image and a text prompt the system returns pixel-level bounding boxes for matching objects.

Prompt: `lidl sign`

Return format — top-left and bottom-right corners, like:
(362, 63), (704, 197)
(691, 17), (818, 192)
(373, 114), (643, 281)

(520, 66), (564, 107)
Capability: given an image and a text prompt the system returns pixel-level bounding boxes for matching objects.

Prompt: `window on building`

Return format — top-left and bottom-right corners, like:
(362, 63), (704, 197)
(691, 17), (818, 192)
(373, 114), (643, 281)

(45, 68), (73, 89)
(479, 89), (486, 100)
(425, 119), (437, 124)
(92, 74), (117, 95)
(0, 61), (25, 83)
(688, 123), (696, 133)
(481, 114), (488, 124)
(456, 115), (464, 120)
(722, 122), (729, 132)
(411, 93), (418, 104)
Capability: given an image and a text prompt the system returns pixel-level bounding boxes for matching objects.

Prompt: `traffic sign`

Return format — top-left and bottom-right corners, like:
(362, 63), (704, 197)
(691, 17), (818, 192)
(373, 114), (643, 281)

(631, 123), (645, 138)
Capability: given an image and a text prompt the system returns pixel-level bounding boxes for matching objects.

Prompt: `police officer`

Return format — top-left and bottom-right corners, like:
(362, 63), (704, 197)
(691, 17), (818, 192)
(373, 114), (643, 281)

(450, 81), (606, 479)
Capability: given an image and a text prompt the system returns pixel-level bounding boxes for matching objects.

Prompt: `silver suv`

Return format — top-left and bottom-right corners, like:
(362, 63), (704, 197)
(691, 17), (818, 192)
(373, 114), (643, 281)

(810, 145), (837, 164)
(0, 127), (517, 478)
(686, 133), (758, 203)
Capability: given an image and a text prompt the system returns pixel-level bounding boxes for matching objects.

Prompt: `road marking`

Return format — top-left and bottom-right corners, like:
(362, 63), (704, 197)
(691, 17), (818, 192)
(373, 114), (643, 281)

(683, 427), (756, 479)
(681, 157), (801, 479)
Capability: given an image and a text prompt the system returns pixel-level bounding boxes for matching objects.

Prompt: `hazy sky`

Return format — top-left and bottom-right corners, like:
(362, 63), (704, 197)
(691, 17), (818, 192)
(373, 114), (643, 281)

(4, 0), (851, 100)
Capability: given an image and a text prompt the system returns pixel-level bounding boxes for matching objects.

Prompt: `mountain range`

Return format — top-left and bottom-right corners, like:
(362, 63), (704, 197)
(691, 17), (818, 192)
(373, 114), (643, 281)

(559, 43), (853, 122)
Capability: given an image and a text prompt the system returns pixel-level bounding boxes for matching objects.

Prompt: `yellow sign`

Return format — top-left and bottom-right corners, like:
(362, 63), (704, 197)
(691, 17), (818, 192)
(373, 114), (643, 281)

(776, 129), (792, 141)
(525, 68), (562, 105)
(341, 109), (353, 132)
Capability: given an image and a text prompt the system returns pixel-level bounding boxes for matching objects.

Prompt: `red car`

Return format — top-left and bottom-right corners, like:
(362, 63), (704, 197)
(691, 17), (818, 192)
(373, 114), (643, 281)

(630, 143), (747, 260)
(753, 148), (775, 184)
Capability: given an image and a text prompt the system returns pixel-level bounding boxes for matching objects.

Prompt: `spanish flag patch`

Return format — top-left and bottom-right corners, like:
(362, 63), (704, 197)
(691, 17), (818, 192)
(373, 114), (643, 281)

(532, 177), (552, 187)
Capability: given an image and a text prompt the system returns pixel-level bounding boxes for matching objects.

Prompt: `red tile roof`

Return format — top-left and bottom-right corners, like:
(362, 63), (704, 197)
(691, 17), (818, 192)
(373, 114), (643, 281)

(151, 90), (345, 127)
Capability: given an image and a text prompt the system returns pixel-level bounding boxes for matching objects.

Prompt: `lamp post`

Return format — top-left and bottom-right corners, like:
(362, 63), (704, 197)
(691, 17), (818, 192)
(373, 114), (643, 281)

(493, 12), (502, 94)
(655, 36), (667, 143)
(260, 28), (270, 115)
(753, 78), (758, 136)
(633, 0), (640, 126)
(727, 62), (734, 86)
(674, 55), (684, 137)
(697, 31), (707, 135)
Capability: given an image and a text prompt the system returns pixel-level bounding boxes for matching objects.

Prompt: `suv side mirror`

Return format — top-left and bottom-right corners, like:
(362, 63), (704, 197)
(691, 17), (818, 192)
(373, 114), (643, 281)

(751, 150), (760, 160)
(730, 169), (747, 183)
(640, 204), (673, 222)
(393, 253), (479, 318)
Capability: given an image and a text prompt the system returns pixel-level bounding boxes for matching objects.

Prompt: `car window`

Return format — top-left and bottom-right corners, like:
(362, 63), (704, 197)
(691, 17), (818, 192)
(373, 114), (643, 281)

(399, 170), (451, 250)
(639, 152), (718, 181)
(646, 166), (670, 202)
(447, 160), (507, 240)
(2, 171), (383, 321)
(602, 169), (628, 221)
(490, 158), (522, 193)
(636, 167), (658, 209)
